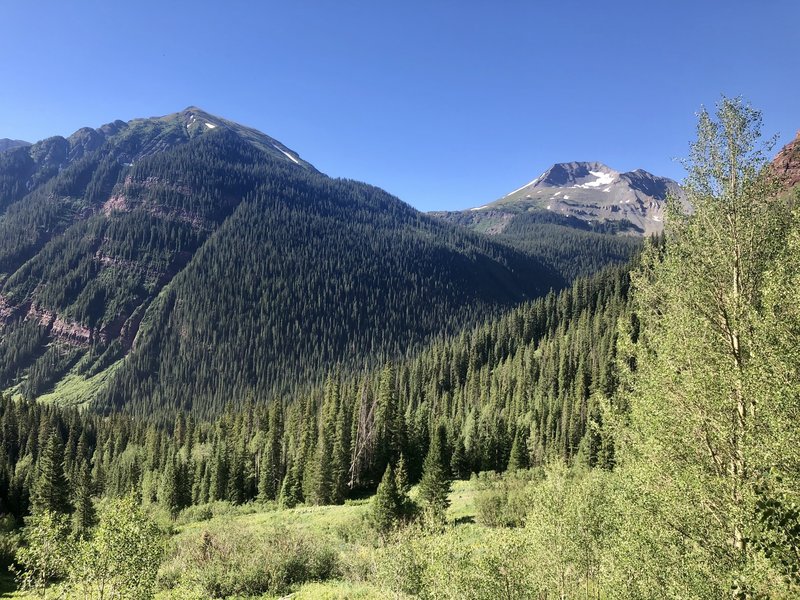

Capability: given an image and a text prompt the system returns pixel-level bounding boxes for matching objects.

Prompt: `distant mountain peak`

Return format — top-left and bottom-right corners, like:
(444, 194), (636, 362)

(0, 138), (31, 153)
(473, 160), (683, 235)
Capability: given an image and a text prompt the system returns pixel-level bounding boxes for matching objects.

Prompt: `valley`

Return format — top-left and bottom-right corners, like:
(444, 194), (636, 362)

(0, 98), (798, 600)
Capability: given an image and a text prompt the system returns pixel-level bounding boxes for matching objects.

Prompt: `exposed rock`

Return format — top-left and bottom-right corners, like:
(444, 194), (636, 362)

(773, 131), (800, 190)
(441, 161), (684, 236)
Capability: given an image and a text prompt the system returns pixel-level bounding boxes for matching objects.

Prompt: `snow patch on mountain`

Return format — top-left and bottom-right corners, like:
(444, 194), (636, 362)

(273, 144), (300, 164)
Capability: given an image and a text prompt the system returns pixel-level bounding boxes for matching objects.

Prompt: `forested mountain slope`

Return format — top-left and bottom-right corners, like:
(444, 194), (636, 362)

(0, 108), (564, 413)
(427, 161), (677, 280)
(0, 261), (630, 516)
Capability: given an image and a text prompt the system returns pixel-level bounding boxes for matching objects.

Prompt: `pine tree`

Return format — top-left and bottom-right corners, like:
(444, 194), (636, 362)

(369, 463), (402, 535)
(71, 459), (95, 538)
(330, 395), (350, 504)
(395, 452), (410, 495)
(158, 454), (181, 517)
(507, 431), (527, 472)
(258, 402), (283, 502)
(375, 363), (400, 472)
(30, 428), (70, 515)
(279, 463), (301, 508)
(450, 438), (468, 480)
(418, 425), (451, 525)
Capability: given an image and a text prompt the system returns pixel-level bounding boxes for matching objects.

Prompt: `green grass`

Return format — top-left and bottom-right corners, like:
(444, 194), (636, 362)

(6, 477), (486, 599)
(447, 478), (480, 523)
(36, 360), (120, 407)
(177, 498), (370, 542)
(0, 573), (33, 599)
(289, 580), (401, 599)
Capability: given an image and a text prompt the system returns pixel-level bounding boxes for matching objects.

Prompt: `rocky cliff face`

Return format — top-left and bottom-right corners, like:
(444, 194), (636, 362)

(773, 131), (800, 189)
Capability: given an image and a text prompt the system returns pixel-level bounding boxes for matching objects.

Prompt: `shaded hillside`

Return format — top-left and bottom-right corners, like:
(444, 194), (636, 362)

(0, 108), (562, 413)
(434, 208), (642, 282)
(0, 139), (29, 153)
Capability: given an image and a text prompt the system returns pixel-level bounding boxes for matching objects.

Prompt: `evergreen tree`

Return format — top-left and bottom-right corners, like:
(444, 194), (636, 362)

(257, 402), (283, 502)
(369, 463), (402, 535)
(507, 432), (527, 472)
(395, 453), (410, 495)
(330, 394), (350, 504)
(158, 454), (181, 517)
(418, 425), (452, 525)
(278, 464), (301, 509)
(30, 428), (70, 515)
(71, 459), (95, 538)
(450, 439), (469, 480)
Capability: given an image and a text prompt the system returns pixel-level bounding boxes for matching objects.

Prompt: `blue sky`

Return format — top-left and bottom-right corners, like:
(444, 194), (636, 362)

(1, 1), (798, 211)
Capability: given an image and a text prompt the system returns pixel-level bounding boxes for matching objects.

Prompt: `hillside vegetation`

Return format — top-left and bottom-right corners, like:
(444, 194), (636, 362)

(1, 99), (798, 598)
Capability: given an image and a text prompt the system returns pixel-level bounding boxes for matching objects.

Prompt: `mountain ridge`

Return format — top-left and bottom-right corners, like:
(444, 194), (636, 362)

(466, 160), (683, 235)
(0, 107), (565, 415)
(0, 138), (30, 153)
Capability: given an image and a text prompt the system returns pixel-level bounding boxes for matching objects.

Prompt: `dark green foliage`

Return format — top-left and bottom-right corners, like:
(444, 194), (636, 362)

(30, 428), (70, 515)
(0, 110), (568, 418)
(507, 432), (527, 472)
(71, 459), (95, 538)
(418, 425), (452, 523)
(434, 208), (642, 282)
(0, 262), (631, 520)
(370, 464), (403, 535)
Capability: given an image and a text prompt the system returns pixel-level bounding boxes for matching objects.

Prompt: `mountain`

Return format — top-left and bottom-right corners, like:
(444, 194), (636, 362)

(442, 161), (683, 236)
(0, 139), (30, 153)
(0, 107), (564, 417)
(429, 161), (683, 281)
(773, 131), (800, 189)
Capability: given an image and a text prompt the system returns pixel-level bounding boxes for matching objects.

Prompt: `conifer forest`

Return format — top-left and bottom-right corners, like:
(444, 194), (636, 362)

(0, 75), (798, 599)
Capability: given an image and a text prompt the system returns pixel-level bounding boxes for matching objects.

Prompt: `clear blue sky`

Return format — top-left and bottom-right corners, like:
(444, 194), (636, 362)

(1, 1), (798, 211)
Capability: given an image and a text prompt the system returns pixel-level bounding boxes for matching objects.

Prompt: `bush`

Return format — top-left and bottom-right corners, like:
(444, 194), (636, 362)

(13, 510), (73, 594)
(375, 524), (539, 599)
(70, 496), (165, 600)
(159, 521), (340, 597)
(474, 470), (539, 528)
(0, 515), (22, 570)
(175, 500), (267, 525)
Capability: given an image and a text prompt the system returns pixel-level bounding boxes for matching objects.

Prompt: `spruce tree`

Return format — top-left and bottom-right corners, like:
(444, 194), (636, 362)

(71, 459), (95, 538)
(258, 402), (283, 502)
(279, 464), (301, 508)
(330, 397), (350, 504)
(418, 425), (451, 525)
(395, 452), (410, 495)
(369, 463), (402, 535)
(507, 432), (527, 472)
(158, 454), (181, 517)
(30, 429), (70, 515)
(450, 439), (469, 479)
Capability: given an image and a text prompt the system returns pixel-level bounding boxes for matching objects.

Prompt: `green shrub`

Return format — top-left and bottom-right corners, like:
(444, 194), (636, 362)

(0, 515), (22, 570)
(160, 521), (339, 597)
(474, 470), (538, 528)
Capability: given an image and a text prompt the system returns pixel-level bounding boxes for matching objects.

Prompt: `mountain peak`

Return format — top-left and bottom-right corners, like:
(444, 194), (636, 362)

(470, 160), (683, 235)
(535, 161), (619, 189)
(0, 138), (31, 153)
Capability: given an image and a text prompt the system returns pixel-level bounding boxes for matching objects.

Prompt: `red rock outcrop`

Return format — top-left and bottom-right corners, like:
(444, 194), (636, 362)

(773, 131), (800, 190)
